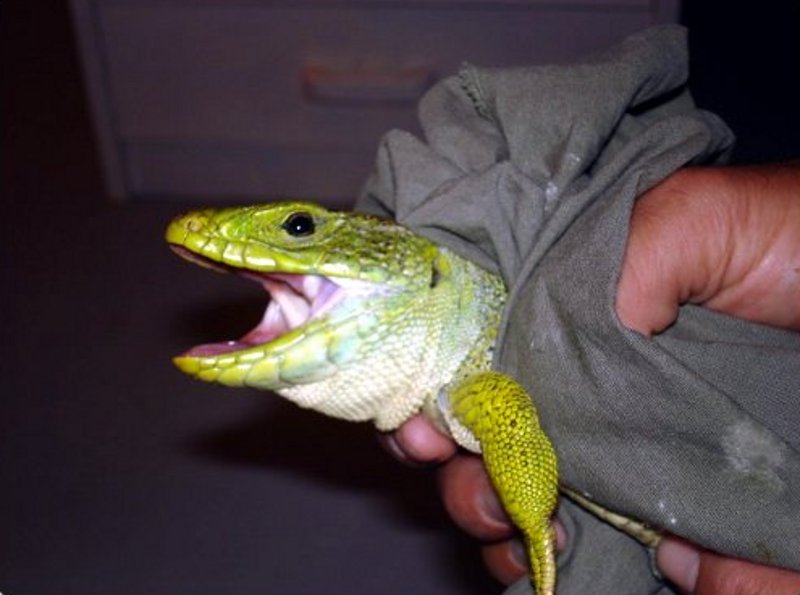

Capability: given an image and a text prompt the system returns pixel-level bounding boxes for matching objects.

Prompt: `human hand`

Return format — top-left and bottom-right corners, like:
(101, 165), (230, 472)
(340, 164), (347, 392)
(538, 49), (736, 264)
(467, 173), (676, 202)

(616, 163), (800, 335)
(619, 163), (800, 593)
(382, 416), (535, 584)
(384, 163), (800, 590)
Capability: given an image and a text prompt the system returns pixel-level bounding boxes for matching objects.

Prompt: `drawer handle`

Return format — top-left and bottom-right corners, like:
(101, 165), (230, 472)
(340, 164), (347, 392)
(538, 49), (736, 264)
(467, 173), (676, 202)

(302, 65), (433, 106)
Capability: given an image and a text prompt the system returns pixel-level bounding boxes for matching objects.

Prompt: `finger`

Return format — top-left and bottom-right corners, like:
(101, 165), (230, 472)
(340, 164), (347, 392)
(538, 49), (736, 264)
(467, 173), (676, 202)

(379, 414), (457, 465)
(657, 537), (800, 595)
(482, 539), (529, 585)
(479, 519), (569, 586)
(616, 171), (698, 335)
(438, 454), (514, 540)
(438, 455), (570, 547)
(615, 235), (679, 336)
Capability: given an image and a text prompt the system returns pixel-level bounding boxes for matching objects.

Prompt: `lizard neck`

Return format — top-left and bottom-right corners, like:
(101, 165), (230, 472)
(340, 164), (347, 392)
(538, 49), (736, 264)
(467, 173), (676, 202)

(421, 248), (507, 448)
(278, 245), (507, 433)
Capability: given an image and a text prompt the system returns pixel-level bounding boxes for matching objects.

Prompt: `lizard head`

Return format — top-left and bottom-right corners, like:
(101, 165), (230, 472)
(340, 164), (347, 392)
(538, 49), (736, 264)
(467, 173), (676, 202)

(165, 202), (453, 423)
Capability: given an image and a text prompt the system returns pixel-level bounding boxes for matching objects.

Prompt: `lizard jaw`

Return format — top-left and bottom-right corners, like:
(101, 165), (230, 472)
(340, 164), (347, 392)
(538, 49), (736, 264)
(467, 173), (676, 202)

(183, 272), (346, 358)
(169, 245), (372, 358)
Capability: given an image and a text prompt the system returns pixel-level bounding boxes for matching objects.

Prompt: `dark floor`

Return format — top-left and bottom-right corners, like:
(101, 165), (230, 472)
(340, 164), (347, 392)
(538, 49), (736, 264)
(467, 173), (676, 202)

(2, 2), (798, 595)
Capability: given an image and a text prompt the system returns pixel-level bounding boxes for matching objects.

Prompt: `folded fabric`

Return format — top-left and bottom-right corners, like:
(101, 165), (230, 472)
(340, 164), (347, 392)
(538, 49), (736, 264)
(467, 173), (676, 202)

(357, 25), (800, 594)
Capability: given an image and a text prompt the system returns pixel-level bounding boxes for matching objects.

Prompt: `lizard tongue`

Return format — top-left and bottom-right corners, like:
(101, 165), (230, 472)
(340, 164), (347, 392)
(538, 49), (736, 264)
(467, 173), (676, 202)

(184, 274), (341, 357)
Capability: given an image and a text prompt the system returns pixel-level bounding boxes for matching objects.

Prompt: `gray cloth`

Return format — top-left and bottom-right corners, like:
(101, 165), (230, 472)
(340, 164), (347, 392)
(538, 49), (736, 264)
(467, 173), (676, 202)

(356, 25), (800, 594)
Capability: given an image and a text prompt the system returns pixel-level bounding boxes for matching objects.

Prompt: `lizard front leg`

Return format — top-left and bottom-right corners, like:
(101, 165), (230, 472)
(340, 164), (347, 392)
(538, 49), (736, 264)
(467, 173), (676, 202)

(448, 372), (559, 595)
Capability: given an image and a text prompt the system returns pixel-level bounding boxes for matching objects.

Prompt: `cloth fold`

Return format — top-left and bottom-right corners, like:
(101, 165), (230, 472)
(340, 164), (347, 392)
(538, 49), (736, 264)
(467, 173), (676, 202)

(357, 25), (800, 594)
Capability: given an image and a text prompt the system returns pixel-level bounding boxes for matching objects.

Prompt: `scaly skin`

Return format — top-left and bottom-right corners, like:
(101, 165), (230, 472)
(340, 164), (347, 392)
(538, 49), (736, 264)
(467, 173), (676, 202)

(166, 202), (560, 593)
(449, 372), (558, 594)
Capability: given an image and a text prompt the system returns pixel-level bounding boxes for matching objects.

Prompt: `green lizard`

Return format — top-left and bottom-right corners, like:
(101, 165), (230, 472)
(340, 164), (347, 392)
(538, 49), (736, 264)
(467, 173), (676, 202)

(166, 202), (658, 594)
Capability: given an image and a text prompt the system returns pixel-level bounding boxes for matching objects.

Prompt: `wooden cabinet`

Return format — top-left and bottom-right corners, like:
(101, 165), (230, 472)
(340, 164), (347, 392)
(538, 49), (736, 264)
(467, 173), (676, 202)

(71, 0), (679, 203)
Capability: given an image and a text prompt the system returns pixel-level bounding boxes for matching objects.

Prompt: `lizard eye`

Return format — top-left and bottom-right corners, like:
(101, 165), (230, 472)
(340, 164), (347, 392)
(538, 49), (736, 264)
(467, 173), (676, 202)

(282, 212), (316, 237)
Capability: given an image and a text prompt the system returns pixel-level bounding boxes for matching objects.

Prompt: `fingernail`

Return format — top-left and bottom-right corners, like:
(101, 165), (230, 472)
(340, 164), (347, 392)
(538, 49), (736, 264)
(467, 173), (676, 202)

(509, 537), (528, 569)
(480, 491), (511, 527)
(553, 520), (568, 552)
(657, 538), (700, 593)
(378, 433), (414, 465)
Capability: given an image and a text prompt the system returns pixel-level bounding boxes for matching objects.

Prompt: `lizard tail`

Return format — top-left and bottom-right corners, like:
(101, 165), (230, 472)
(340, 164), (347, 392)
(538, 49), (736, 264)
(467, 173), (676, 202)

(524, 522), (557, 595)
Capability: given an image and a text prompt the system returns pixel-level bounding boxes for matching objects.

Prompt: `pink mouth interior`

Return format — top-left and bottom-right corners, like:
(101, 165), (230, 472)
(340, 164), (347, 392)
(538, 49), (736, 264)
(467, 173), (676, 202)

(171, 247), (344, 357)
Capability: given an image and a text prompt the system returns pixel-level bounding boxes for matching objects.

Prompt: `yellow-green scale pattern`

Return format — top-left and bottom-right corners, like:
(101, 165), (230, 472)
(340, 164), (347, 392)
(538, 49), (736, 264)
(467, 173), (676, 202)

(449, 371), (559, 595)
(166, 202), (561, 595)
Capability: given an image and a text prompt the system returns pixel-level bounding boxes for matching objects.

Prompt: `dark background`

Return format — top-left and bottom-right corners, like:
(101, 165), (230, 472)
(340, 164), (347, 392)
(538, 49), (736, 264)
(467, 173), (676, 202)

(2, 2), (798, 595)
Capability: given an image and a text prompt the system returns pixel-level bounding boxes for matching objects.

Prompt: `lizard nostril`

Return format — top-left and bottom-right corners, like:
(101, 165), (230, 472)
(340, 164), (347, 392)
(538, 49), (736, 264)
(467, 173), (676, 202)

(187, 217), (204, 232)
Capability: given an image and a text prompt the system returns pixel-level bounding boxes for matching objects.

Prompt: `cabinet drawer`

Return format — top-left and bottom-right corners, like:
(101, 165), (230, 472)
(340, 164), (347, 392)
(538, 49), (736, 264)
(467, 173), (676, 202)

(73, 0), (679, 201)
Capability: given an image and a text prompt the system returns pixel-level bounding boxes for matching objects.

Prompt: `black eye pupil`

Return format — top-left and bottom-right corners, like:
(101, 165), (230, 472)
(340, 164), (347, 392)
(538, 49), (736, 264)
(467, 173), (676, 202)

(282, 212), (315, 237)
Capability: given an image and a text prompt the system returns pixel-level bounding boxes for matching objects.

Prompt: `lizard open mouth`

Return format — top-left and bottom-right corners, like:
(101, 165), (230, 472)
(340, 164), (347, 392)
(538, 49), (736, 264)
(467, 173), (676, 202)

(170, 246), (350, 358)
